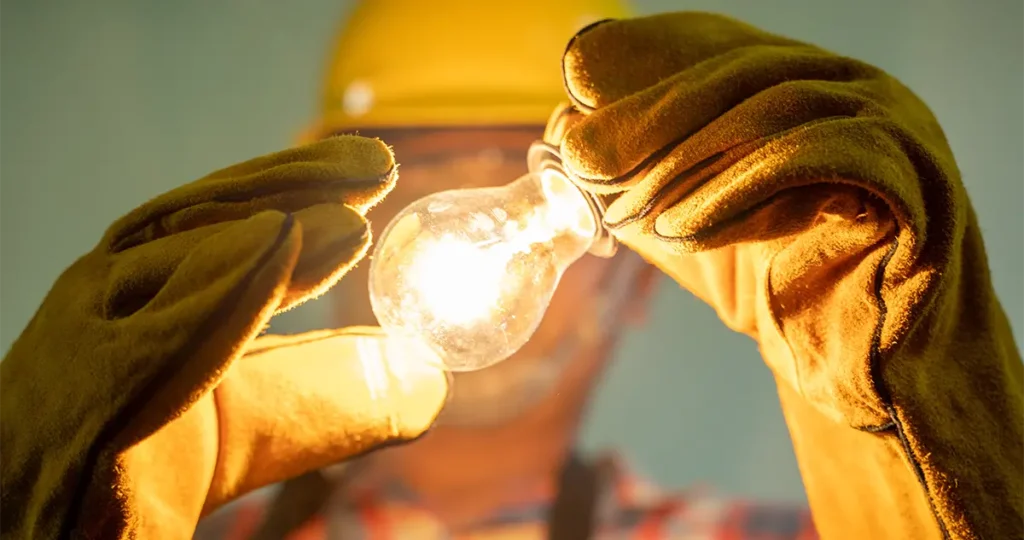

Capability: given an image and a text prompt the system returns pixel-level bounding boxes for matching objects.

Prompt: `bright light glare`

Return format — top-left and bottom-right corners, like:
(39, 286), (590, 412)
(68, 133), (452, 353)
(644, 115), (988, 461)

(406, 177), (592, 329)
(406, 234), (511, 326)
(369, 169), (598, 371)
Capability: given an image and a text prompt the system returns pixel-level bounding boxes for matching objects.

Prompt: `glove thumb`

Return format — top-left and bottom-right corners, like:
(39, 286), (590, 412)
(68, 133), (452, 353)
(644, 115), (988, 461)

(201, 326), (449, 510)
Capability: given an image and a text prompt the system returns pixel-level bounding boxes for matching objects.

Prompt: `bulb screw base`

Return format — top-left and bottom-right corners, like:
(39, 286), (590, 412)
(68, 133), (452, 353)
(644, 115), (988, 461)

(527, 141), (617, 259)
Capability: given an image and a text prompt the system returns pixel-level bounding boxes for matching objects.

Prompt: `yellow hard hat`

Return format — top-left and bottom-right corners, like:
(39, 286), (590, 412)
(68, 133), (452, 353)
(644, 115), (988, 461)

(309, 0), (634, 137)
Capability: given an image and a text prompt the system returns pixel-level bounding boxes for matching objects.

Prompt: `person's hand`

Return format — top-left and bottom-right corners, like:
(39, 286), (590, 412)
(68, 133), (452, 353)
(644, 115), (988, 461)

(552, 12), (953, 421)
(0, 137), (449, 540)
(552, 12), (1022, 540)
(553, 12), (949, 301)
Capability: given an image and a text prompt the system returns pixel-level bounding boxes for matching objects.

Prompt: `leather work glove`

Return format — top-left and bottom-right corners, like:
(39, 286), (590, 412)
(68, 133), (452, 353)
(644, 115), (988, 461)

(0, 137), (449, 540)
(551, 12), (1023, 540)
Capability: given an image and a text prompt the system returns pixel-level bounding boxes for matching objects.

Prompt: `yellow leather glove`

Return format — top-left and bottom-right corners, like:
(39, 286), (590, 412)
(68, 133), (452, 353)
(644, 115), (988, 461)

(0, 137), (449, 540)
(554, 12), (1023, 540)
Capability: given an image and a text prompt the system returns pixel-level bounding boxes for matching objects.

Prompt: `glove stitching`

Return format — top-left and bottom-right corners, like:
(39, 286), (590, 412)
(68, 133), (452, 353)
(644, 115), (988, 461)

(869, 234), (952, 540)
(603, 150), (725, 230)
(611, 115), (853, 241)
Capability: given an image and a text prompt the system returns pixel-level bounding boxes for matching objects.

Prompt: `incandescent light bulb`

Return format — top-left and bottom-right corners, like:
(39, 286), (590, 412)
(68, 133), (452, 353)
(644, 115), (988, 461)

(368, 143), (615, 372)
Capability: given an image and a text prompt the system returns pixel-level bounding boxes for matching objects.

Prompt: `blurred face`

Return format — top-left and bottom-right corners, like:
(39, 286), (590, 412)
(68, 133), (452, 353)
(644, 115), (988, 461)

(330, 127), (653, 426)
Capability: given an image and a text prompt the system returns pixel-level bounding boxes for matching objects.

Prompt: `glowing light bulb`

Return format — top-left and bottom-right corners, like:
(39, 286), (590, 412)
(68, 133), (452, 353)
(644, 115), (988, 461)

(368, 143), (613, 372)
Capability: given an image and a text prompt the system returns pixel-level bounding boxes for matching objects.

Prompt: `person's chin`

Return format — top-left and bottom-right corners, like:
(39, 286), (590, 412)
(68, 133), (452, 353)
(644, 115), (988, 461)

(434, 351), (565, 427)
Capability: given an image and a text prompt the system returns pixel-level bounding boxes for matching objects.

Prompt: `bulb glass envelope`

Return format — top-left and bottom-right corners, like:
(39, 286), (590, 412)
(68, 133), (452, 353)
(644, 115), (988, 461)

(369, 142), (616, 371)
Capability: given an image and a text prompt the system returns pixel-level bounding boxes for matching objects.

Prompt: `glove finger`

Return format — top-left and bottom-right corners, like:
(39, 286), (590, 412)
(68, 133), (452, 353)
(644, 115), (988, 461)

(561, 12), (803, 111)
(560, 36), (877, 194)
(106, 182), (361, 249)
(104, 203), (371, 319)
(105, 136), (396, 253)
(104, 222), (232, 319)
(102, 210), (301, 451)
(280, 203), (372, 311)
(202, 326), (449, 511)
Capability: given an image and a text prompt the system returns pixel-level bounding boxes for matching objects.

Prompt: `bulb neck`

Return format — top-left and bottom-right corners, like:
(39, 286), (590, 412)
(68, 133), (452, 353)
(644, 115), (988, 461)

(526, 141), (617, 259)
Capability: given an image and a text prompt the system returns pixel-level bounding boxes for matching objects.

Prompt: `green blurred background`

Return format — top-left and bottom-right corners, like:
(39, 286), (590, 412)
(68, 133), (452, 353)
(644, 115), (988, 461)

(2, 0), (1021, 503)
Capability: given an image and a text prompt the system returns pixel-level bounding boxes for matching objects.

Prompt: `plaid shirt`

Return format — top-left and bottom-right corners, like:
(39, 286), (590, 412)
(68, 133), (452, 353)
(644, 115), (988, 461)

(201, 455), (817, 540)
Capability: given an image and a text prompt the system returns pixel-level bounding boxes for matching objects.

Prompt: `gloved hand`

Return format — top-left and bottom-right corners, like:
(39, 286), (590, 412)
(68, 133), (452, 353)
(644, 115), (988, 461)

(552, 12), (1023, 540)
(0, 137), (449, 540)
